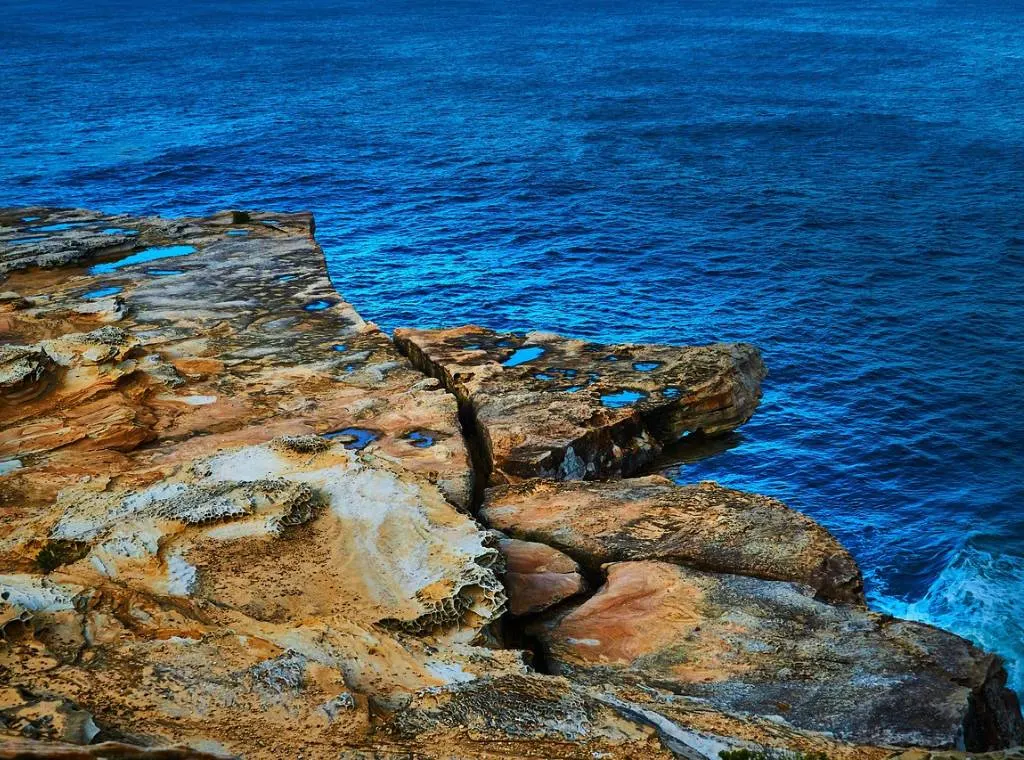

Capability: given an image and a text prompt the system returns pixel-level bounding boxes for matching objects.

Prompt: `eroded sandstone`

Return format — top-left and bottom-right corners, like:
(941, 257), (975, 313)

(0, 209), (523, 756)
(0, 208), (473, 512)
(482, 476), (864, 604)
(394, 324), (765, 484)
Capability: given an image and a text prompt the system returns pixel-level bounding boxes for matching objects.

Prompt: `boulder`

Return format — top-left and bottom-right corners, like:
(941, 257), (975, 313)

(533, 561), (1024, 751)
(482, 476), (863, 604)
(497, 537), (587, 616)
(394, 325), (765, 484)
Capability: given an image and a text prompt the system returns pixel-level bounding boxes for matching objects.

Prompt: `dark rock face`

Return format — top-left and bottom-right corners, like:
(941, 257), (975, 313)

(482, 476), (864, 604)
(383, 674), (673, 758)
(394, 325), (766, 485)
(533, 561), (1024, 751)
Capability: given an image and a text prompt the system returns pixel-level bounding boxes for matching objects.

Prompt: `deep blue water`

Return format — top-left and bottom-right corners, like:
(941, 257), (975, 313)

(3, 0), (1023, 691)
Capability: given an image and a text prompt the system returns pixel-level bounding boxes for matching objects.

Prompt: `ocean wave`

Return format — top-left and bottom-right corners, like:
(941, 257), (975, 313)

(873, 538), (1024, 697)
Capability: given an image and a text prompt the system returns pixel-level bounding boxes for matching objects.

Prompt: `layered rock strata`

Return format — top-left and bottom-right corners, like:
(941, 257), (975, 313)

(394, 324), (766, 485)
(0, 209), (516, 757)
(2, 208), (1022, 759)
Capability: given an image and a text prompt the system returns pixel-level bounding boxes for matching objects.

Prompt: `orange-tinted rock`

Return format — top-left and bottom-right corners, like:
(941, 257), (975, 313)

(394, 325), (765, 484)
(534, 561), (1024, 751)
(0, 739), (228, 760)
(4, 208), (1022, 760)
(483, 476), (863, 604)
(0, 578), (371, 757)
(498, 538), (587, 616)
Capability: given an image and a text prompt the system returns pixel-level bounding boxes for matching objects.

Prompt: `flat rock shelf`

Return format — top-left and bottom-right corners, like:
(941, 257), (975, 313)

(1, 208), (1021, 760)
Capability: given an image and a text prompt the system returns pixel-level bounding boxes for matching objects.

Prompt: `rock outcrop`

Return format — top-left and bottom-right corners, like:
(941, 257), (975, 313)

(0, 209), (519, 757)
(532, 561), (1024, 751)
(2, 208), (1022, 759)
(482, 476), (864, 604)
(394, 324), (765, 485)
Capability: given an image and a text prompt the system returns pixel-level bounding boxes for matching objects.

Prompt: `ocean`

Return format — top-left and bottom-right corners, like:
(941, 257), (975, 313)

(3, 0), (1023, 691)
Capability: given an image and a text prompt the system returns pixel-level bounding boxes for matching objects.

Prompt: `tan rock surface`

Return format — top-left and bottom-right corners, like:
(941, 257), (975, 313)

(483, 476), (864, 604)
(0, 209), (522, 756)
(534, 561), (1024, 751)
(394, 324), (765, 484)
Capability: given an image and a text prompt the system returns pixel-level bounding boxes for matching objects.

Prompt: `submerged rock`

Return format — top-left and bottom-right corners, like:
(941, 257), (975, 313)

(394, 325), (766, 484)
(533, 561), (1024, 751)
(482, 476), (864, 604)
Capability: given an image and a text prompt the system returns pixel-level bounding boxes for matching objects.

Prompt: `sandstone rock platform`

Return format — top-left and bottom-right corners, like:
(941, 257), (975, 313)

(2, 208), (1021, 759)
(533, 561), (1024, 751)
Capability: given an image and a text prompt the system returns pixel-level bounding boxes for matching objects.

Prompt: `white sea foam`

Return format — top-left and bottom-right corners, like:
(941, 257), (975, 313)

(874, 541), (1024, 697)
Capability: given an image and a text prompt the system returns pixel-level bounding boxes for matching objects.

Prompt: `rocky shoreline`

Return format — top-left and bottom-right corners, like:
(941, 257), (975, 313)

(1, 208), (1021, 759)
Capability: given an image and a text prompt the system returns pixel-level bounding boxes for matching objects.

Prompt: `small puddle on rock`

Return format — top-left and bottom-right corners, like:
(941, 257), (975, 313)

(565, 385), (584, 393)
(406, 431), (436, 448)
(10, 237), (45, 244)
(600, 389), (648, 408)
(278, 274), (298, 283)
(633, 361), (662, 372)
(101, 228), (139, 236)
(304, 299), (336, 312)
(502, 346), (545, 367)
(147, 268), (185, 276)
(662, 387), (682, 399)
(332, 344), (347, 352)
(226, 229), (249, 237)
(323, 427), (379, 450)
(82, 286), (122, 300)
(32, 222), (87, 232)
(21, 216), (40, 222)
(90, 245), (197, 275)
(534, 372), (554, 381)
